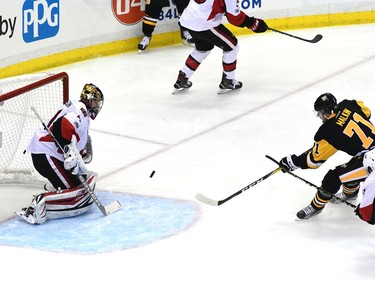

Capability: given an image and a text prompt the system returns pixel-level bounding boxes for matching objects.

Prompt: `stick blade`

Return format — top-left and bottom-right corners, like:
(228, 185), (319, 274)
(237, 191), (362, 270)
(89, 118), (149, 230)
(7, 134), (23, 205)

(195, 193), (219, 206)
(101, 200), (122, 215)
(311, 34), (323, 43)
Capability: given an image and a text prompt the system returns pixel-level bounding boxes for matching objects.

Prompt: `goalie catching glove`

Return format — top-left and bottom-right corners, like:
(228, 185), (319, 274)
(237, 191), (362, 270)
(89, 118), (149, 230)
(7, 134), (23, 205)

(279, 155), (300, 173)
(81, 135), (93, 164)
(63, 135), (88, 175)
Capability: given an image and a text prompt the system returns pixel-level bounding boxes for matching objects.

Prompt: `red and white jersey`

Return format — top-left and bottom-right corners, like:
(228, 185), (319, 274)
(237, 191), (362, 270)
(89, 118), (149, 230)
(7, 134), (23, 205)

(358, 170), (375, 223)
(27, 100), (90, 161)
(180, 0), (247, 31)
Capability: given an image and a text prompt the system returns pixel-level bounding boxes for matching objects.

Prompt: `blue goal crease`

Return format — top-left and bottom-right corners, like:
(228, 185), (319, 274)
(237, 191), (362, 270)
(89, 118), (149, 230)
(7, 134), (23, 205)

(0, 191), (200, 255)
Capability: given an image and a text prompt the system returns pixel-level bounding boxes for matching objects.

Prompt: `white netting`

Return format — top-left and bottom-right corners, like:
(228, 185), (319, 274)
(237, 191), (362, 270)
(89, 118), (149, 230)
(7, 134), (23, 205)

(0, 72), (68, 184)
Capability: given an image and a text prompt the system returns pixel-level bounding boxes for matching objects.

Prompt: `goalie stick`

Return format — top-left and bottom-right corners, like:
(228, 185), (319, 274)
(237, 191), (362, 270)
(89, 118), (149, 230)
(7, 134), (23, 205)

(265, 155), (356, 208)
(195, 167), (282, 206)
(30, 106), (122, 215)
(268, 27), (323, 44)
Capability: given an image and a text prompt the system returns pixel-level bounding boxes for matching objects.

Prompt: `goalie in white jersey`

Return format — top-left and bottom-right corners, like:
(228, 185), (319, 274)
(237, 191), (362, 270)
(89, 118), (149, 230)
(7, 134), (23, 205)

(173, 0), (268, 94)
(16, 83), (104, 224)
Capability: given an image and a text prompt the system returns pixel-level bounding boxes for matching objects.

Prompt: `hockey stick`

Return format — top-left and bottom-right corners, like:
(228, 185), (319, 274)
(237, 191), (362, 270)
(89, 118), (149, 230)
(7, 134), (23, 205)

(30, 106), (122, 215)
(195, 167), (282, 206)
(268, 27), (323, 44)
(265, 155), (356, 208)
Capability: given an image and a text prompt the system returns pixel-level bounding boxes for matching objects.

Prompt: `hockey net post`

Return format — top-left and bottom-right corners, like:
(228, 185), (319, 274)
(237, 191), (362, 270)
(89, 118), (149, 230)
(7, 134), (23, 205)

(0, 72), (69, 185)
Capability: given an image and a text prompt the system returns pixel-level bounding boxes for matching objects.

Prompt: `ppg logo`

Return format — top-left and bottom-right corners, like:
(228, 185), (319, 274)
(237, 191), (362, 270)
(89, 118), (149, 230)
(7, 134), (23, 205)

(22, 0), (59, 43)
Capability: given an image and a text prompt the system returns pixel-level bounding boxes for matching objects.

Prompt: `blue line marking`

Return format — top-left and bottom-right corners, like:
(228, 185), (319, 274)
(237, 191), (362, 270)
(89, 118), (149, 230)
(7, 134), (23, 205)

(0, 191), (200, 254)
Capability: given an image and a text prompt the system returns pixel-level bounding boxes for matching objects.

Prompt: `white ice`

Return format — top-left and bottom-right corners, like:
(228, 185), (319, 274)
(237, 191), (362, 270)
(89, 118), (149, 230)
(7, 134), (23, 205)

(2, 23), (375, 281)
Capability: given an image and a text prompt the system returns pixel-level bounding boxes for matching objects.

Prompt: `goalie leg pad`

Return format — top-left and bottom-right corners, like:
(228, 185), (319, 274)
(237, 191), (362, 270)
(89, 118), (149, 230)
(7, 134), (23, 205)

(16, 174), (97, 224)
(45, 174), (97, 220)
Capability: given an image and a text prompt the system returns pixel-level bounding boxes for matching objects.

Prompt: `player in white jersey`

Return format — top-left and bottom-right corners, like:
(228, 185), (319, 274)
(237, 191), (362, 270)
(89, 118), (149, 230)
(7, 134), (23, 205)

(16, 83), (104, 224)
(356, 149), (375, 224)
(173, 0), (268, 94)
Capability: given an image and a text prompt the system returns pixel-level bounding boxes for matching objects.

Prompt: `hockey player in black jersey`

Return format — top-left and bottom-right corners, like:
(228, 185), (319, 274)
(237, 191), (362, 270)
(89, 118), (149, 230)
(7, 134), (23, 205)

(279, 93), (375, 219)
(137, 0), (194, 52)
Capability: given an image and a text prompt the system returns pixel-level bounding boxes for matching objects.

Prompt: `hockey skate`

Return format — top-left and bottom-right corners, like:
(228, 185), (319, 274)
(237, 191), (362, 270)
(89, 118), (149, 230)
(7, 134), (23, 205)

(16, 207), (36, 224)
(16, 193), (47, 224)
(296, 204), (322, 220)
(329, 191), (358, 204)
(217, 77), (243, 94)
(138, 35), (151, 53)
(172, 70), (192, 94)
(180, 28), (195, 47)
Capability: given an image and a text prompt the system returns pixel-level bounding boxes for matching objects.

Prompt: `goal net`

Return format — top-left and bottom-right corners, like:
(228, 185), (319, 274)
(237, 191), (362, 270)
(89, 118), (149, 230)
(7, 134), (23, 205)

(0, 72), (69, 184)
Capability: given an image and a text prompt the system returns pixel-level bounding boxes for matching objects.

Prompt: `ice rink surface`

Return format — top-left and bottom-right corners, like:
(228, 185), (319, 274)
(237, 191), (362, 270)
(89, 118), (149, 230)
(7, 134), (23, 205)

(1, 23), (375, 281)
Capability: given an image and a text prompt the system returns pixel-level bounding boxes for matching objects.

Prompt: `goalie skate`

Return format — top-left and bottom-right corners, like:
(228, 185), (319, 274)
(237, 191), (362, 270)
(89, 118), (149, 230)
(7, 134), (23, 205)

(16, 207), (36, 224)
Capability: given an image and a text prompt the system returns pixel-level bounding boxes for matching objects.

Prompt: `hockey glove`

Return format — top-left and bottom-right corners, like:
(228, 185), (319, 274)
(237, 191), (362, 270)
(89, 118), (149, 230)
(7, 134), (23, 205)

(63, 136), (88, 176)
(64, 154), (80, 175)
(279, 155), (299, 173)
(82, 135), (93, 164)
(249, 18), (268, 33)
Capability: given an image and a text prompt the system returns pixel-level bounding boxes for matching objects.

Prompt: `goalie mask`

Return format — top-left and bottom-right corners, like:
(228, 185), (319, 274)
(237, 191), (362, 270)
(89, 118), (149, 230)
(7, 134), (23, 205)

(314, 93), (337, 121)
(363, 150), (375, 174)
(80, 83), (104, 120)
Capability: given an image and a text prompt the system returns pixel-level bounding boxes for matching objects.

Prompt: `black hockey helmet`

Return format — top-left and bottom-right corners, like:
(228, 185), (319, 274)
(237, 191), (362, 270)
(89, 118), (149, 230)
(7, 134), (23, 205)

(314, 93), (337, 116)
(80, 83), (104, 120)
